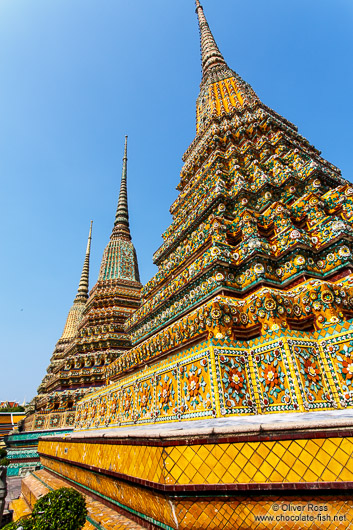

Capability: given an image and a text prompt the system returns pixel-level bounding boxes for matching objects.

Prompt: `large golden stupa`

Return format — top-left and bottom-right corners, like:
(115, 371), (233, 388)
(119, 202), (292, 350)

(11, 1), (353, 528)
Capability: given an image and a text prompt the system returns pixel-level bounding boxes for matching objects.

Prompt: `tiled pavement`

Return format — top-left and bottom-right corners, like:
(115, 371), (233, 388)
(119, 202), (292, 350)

(5, 476), (22, 509)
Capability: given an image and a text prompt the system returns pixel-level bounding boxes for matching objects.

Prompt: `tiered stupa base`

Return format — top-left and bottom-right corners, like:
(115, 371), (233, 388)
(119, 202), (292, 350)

(31, 411), (353, 529)
(23, 409), (77, 432)
(10, 469), (145, 529)
(78, 318), (353, 431)
(25, 321), (353, 528)
(5, 428), (72, 477)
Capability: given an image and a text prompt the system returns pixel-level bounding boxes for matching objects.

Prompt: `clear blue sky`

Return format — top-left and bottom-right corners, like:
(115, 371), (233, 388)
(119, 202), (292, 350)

(0, 0), (352, 401)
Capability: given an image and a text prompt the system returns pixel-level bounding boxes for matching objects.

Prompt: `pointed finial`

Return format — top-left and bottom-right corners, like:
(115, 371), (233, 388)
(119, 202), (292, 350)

(123, 134), (128, 159)
(74, 221), (93, 302)
(195, 0), (228, 80)
(86, 220), (93, 254)
(113, 136), (131, 240)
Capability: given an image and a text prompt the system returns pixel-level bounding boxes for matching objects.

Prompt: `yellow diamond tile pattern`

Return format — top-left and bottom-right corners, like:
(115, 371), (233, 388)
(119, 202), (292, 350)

(38, 440), (353, 529)
(39, 439), (165, 483)
(31, 466), (353, 529)
(14, 470), (353, 529)
(40, 435), (353, 488)
(175, 496), (353, 529)
(21, 469), (145, 530)
(41, 457), (177, 529)
(164, 437), (353, 485)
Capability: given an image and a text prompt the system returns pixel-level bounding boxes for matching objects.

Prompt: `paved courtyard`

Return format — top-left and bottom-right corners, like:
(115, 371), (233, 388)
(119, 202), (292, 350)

(4, 476), (21, 510)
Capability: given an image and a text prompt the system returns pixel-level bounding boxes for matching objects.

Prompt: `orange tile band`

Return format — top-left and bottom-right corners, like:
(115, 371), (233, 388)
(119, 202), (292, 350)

(37, 447), (353, 530)
(39, 430), (353, 490)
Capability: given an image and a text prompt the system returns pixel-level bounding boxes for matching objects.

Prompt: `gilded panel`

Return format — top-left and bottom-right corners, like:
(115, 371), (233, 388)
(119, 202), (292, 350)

(76, 345), (215, 430)
(252, 341), (299, 412)
(64, 411), (76, 427)
(214, 348), (256, 414)
(120, 384), (135, 425)
(49, 414), (62, 429)
(288, 339), (335, 410)
(112, 388), (125, 425)
(34, 415), (47, 430)
(156, 368), (178, 421)
(135, 376), (155, 423)
(321, 332), (353, 407)
(179, 352), (214, 419)
(92, 394), (110, 429)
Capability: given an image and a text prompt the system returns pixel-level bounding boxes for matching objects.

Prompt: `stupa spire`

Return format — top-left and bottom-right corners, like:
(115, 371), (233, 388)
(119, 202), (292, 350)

(191, 0), (259, 138)
(98, 137), (140, 282)
(113, 135), (131, 240)
(195, 0), (229, 80)
(74, 220), (93, 303)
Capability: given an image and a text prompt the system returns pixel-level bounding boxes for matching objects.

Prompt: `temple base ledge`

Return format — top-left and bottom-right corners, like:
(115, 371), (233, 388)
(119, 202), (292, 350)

(45, 408), (353, 441)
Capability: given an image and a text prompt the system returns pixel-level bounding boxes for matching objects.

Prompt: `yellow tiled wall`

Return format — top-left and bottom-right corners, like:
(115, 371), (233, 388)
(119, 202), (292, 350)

(39, 435), (353, 487)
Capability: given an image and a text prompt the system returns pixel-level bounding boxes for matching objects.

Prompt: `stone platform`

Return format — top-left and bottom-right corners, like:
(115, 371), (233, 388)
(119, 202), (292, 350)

(10, 469), (145, 529)
(5, 428), (72, 477)
(5, 476), (22, 509)
(30, 410), (353, 529)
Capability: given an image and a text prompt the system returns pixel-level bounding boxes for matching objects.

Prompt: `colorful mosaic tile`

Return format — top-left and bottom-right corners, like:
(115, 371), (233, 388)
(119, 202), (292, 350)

(215, 348), (256, 414)
(76, 325), (353, 430)
(21, 1), (353, 527)
(321, 333), (353, 407)
(252, 340), (299, 413)
(289, 339), (334, 410)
